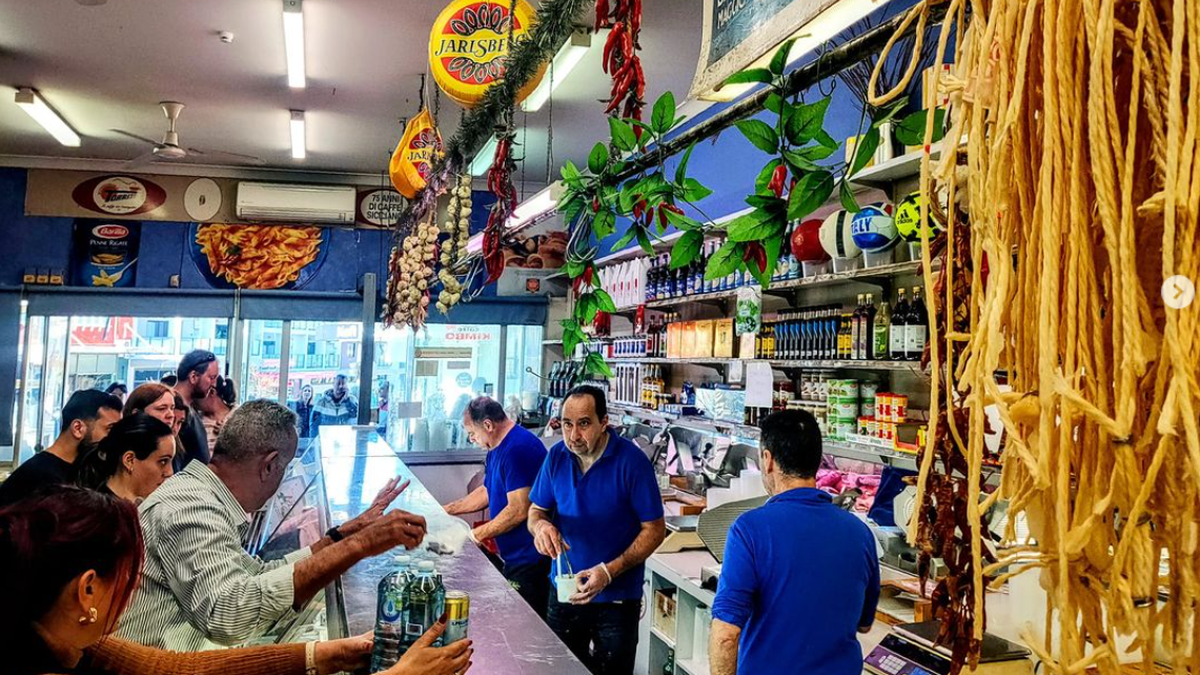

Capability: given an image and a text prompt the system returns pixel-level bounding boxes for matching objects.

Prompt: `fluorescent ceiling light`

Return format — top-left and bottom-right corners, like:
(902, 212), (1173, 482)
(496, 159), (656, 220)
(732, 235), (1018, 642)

(290, 110), (306, 159)
(705, 0), (886, 102)
(465, 181), (566, 255)
(14, 88), (81, 147)
(470, 135), (499, 177)
(507, 181), (565, 229)
(521, 27), (593, 112)
(283, 0), (306, 89)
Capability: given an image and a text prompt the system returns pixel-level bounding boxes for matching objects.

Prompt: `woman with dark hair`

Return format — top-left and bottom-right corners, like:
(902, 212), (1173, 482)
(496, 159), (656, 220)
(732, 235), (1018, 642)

(122, 383), (176, 428)
(197, 375), (237, 455)
(105, 383), (128, 404)
(1, 487), (471, 675)
(76, 414), (176, 502)
(171, 392), (188, 437)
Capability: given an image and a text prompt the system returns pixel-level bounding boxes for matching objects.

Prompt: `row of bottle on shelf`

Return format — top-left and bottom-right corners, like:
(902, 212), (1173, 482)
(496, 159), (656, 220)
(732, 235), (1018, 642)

(551, 360), (931, 452)
(598, 228), (806, 309)
(576, 288), (928, 362)
(755, 288), (928, 361)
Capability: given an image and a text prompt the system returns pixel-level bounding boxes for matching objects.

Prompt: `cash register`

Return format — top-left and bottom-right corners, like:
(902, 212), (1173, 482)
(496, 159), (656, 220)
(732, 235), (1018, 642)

(864, 621), (1033, 675)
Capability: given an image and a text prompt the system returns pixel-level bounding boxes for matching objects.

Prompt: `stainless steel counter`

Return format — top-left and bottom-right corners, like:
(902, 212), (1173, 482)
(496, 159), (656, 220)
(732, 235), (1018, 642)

(316, 428), (589, 675)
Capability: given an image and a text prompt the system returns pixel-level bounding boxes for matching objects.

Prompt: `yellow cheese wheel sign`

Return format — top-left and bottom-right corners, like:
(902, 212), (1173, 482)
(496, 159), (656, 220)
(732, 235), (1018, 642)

(390, 109), (443, 199)
(429, 0), (546, 108)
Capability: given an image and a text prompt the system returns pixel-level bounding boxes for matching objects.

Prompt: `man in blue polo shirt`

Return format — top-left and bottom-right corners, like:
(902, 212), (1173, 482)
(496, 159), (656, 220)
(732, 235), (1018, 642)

(710, 409), (880, 675)
(528, 384), (665, 675)
(445, 396), (550, 616)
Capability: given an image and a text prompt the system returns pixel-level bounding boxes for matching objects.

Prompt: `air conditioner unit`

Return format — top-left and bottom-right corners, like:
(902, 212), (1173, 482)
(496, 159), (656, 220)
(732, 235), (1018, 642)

(236, 182), (356, 224)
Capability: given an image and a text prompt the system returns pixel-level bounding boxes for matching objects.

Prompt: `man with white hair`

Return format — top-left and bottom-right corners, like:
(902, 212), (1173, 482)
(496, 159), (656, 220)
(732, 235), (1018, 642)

(119, 400), (428, 651)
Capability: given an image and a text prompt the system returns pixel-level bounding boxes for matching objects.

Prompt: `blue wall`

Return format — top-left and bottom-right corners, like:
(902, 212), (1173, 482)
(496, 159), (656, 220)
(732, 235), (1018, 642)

(0, 167), (395, 291)
(596, 0), (924, 255)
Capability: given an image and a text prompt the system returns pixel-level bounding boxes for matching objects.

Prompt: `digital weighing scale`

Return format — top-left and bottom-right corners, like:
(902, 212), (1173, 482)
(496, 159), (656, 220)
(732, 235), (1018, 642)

(864, 621), (1033, 675)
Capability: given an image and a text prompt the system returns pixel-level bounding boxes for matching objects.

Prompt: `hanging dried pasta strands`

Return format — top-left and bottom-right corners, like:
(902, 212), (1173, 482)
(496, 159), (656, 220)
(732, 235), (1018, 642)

(869, 0), (1200, 672)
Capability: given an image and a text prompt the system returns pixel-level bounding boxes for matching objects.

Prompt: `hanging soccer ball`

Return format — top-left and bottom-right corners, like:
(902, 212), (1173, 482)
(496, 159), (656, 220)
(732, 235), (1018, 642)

(819, 210), (861, 259)
(894, 192), (944, 242)
(791, 219), (830, 262)
(850, 202), (899, 252)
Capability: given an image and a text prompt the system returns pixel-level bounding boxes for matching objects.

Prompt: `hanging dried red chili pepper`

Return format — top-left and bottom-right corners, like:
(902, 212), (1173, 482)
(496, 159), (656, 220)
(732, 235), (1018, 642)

(911, 219), (997, 675)
(482, 130), (518, 284)
(597, 0), (644, 120)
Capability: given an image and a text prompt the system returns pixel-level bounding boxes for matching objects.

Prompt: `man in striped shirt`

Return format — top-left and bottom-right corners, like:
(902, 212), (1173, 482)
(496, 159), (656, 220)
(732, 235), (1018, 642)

(118, 400), (427, 651)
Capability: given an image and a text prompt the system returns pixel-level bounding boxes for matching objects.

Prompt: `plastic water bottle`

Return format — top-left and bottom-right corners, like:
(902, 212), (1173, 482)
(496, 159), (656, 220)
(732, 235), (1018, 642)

(370, 556), (412, 672)
(400, 561), (446, 653)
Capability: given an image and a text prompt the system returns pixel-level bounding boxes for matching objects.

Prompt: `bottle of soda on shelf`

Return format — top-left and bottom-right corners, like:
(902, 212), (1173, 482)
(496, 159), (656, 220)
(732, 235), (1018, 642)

(874, 298), (891, 361)
(861, 294), (878, 360)
(906, 286), (928, 361)
(890, 288), (909, 361)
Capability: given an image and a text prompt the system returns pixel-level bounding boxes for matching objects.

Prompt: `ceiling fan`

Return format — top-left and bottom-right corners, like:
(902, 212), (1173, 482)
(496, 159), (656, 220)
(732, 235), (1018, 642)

(112, 101), (266, 168)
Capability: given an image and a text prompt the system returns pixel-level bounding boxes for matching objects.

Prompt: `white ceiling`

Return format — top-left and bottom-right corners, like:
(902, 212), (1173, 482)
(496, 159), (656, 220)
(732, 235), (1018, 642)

(0, 0), (703, 181)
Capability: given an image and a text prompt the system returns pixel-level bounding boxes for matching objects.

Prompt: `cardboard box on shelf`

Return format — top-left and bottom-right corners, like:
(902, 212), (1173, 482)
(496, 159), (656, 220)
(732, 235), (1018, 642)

(713, 318), (734, 358)
(680, 321), (696, 358)
(693, 319), (714, 358)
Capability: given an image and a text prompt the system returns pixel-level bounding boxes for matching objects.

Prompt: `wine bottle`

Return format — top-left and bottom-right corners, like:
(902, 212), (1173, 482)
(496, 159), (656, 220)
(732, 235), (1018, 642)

(906, 286), (928, 361)
(862, 294), (877, 360)
(850, 294), (865, 360)
(890, 288), (909, 360)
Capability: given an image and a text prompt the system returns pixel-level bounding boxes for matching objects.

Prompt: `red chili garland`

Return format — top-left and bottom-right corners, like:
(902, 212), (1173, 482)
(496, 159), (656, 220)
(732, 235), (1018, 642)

(482, 132), (518, 283)
(596, 0), (644, 120)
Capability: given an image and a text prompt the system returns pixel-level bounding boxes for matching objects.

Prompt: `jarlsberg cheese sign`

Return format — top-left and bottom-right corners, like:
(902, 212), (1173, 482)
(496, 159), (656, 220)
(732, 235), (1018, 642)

(428, 0), (545, 108)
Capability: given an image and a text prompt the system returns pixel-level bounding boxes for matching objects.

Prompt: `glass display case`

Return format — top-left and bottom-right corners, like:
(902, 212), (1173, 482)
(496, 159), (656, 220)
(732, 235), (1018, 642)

(243, 437), (347, 646)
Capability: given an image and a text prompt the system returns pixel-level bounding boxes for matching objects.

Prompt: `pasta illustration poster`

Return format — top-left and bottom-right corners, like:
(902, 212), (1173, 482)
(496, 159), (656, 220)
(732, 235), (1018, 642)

(190, 223), (328, 290)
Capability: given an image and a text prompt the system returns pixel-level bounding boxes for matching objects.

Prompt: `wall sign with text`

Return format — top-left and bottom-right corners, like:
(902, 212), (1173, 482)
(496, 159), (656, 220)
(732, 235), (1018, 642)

(689, 0), (838, 101)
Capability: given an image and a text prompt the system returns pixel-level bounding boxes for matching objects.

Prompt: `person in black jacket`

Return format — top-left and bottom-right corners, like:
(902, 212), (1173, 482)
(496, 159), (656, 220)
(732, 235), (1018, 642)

(171, 350), (220, 472)
(0, 390), (122, 507)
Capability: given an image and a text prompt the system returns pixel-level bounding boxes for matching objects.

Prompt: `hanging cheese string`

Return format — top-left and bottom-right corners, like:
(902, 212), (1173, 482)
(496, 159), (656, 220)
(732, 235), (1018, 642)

(869, 0), (1200, 672)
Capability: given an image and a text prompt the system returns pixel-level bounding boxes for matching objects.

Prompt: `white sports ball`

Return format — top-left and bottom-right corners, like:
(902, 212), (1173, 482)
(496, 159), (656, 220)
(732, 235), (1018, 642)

(850, 203), (899, 252)
(820, 210), (861, 259)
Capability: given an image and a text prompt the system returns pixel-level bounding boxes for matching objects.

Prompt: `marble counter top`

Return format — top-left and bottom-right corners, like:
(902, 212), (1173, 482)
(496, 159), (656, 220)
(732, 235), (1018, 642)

(315, 428), (589, 675)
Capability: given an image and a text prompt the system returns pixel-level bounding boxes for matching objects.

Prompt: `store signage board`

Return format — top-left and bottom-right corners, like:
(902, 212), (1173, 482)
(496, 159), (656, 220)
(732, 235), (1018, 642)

(689, 0), (840, 101)
(26, 169), (399, 229)
(428, 0), (544, 108)
(356, 188), (405, 228)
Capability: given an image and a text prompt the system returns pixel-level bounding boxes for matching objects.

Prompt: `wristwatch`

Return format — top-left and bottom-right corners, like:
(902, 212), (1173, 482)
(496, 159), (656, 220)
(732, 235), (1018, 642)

(325, 526), (344, 542)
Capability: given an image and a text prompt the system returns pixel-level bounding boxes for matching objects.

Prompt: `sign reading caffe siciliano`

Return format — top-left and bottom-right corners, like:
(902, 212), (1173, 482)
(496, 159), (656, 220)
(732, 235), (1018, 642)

(689, 0), (839, 101)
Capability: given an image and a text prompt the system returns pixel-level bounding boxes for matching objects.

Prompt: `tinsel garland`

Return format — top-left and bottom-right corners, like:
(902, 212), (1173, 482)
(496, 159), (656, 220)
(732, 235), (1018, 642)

(394, 0), (594, 237)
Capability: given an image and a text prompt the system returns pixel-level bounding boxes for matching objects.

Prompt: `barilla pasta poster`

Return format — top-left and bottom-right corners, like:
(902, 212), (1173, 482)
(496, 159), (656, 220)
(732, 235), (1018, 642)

(71, 219), (141, 288)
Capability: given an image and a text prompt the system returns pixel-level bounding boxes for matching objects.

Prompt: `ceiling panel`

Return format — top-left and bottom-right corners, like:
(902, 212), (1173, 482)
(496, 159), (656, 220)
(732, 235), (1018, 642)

(0, 0), (702, 177)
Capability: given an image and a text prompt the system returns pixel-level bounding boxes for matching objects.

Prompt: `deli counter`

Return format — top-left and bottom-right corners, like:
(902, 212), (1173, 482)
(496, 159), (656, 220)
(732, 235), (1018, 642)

(252, 426), (588, 674)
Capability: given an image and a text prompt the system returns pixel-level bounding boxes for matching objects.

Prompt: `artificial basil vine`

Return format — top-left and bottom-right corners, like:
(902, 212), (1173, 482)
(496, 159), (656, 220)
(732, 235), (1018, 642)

(556, 90), (713, 378)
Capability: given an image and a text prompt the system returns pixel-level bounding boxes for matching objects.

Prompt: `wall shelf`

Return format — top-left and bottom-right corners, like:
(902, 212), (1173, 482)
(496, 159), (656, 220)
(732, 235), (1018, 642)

(606, 259), (931, 315)
(596, 356), (925, 374)
(849, 142), (945, 187)
(650, 626), (677, 649)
